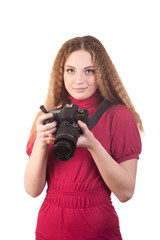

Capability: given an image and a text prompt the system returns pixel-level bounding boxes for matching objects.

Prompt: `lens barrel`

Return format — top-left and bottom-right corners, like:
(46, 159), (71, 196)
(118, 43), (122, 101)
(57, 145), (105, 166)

(53, 139), (76, 161)
(52, 122), (79, 161)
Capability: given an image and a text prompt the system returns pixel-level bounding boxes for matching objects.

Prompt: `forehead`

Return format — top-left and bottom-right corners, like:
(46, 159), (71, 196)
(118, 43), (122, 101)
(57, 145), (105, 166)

(65, 50), (93, 67)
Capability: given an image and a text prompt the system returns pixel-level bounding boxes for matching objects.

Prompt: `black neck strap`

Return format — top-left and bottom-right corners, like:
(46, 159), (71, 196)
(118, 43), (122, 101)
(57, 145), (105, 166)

(88, 100), (110, 130)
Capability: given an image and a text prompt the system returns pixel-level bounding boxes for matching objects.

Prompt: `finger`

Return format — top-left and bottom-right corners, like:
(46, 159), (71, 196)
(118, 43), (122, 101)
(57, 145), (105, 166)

(42, 121), (57, 132)
(77, 120), (88, 133)
(45, 127), (57, 135)
(37, 113), (53, 125)
(45, 135), (55, 143)
(39, 132), (55, 144)
(39, 130), (56, 139)
(37, 120), (57, 133)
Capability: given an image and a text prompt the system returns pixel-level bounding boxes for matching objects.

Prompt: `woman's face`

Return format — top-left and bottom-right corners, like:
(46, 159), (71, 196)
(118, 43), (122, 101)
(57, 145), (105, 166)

(63, 50), (98, 100)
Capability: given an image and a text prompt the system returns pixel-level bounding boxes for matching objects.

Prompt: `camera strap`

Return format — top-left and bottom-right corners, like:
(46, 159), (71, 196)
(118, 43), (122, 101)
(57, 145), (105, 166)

(88, 100), (110, 130)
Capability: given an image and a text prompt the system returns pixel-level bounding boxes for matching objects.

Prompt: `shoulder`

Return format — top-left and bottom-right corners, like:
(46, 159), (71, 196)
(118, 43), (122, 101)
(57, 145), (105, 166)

(106, 104), (141, 149)
(106, 104), (136, 128)
(108, 104), (133, 117)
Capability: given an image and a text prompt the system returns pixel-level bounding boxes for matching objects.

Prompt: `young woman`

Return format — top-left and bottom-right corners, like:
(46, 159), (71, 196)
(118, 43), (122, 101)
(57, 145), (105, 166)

(24, 35), (143, 240)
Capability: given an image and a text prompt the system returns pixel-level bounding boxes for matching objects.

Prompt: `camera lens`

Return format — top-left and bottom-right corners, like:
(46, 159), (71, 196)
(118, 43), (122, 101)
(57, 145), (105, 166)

(53, 140), (75, 161)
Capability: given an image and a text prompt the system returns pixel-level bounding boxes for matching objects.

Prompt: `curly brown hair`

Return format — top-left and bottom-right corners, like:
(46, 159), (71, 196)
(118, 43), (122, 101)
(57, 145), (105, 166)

(28, 35), (143, 144)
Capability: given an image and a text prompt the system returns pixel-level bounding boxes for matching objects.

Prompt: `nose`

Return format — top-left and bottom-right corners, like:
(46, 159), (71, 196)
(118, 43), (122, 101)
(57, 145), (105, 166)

(75, 72), (84, 84)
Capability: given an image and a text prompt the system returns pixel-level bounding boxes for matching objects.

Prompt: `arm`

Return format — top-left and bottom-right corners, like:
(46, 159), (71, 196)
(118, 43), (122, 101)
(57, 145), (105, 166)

(77, 120), (138, 202)
(24, 113), (56, 198)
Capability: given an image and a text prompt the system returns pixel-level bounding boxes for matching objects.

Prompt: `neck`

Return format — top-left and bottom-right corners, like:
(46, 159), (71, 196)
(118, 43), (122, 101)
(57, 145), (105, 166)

(69, 91), (103, 117)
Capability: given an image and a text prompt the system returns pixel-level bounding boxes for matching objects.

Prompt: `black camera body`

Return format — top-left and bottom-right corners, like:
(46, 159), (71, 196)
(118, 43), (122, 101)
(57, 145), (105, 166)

(40, 104), (89, 161)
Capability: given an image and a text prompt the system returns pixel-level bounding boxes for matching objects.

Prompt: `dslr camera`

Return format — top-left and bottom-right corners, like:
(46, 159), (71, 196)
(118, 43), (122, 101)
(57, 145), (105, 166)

(40, 104), (89, 161)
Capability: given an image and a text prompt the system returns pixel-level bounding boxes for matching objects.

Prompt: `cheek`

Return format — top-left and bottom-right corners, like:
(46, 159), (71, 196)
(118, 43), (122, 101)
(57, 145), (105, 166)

(64, 76), (72, 90)
(88, 78), (98, 88)
(64, 74), (69, 85)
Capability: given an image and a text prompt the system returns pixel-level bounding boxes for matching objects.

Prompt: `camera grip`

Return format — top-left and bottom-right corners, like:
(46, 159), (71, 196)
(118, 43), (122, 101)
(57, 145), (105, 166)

(43, 116), (56, 125)
(40, 105), (57, 125)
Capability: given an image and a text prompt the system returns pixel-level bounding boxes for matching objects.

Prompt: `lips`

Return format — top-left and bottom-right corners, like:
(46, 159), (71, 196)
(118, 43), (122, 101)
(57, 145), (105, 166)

(73, 87), (87, 92)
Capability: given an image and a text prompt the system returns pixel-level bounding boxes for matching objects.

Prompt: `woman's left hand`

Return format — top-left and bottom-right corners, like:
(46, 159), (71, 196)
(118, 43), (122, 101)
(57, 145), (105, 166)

(77, 120), (97, 149)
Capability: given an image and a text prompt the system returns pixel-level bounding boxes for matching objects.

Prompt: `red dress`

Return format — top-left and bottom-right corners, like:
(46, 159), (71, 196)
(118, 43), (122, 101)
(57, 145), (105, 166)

(26, 92), (142, 240)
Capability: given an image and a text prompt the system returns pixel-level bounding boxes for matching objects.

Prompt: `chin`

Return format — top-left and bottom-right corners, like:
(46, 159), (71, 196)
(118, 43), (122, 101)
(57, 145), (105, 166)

(71, 90), (97, 100)
(72, 94), (89, 100)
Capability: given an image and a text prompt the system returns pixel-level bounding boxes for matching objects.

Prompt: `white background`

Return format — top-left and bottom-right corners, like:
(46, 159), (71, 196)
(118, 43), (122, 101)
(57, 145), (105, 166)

(0, 0), (160, 239)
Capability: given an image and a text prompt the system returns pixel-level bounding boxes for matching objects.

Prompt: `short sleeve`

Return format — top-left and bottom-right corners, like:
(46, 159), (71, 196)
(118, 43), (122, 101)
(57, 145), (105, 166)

(110, 105), (142, 163)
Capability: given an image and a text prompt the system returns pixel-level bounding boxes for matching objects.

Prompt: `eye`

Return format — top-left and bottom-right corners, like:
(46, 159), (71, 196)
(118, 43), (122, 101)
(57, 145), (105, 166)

(66, 68), (74, 74)
(86, 69), (95, 74)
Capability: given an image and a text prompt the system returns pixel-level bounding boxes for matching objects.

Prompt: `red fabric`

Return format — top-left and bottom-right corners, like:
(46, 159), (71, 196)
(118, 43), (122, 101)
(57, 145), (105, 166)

(26, 92), (141, 240)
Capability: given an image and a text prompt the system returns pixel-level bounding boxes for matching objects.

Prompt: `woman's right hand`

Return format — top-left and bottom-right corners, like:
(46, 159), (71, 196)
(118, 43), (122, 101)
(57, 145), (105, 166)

(36, 113), (57, 145)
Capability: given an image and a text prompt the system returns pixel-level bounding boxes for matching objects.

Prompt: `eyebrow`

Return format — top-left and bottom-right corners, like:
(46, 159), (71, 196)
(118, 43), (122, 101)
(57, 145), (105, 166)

(84, 66), (94, 69)
(65, 65), (94, 69)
